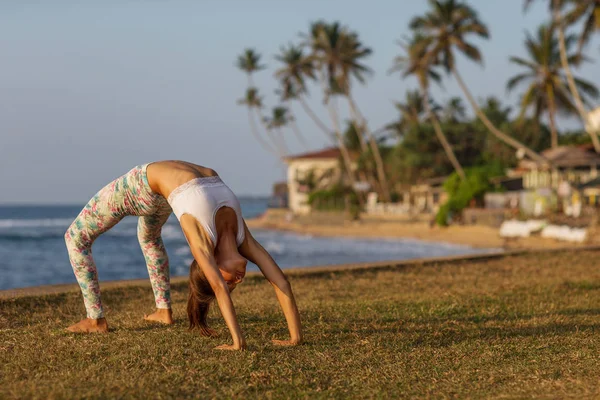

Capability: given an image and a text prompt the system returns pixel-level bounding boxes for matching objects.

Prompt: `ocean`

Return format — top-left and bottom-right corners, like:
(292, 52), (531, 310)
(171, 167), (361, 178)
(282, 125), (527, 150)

(0, 200), (496, 291)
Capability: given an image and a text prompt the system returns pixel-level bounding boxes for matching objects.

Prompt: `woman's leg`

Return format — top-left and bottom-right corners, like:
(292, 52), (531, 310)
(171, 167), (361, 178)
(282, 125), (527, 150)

(137, 211), (172, 317)
(64, 185), (123, 326)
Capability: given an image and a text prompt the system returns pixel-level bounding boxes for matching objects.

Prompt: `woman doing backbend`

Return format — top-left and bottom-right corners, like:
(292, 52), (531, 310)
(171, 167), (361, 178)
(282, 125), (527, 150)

(64, 160), (302, 350)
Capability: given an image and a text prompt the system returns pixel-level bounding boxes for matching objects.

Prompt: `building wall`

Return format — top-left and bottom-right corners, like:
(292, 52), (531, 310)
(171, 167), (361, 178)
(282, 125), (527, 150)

(286, 159), (341, 214)
(523, 167), (598, 189)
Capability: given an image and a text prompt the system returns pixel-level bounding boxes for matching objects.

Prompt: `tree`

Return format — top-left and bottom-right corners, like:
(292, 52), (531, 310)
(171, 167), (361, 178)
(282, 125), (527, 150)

(390, 34), (466, 180)
(411, 0), (548, 164)
(309, 21), (392, 202)
(236, 48), (265, 86)
(386, 90), (436, 137)
(263, 106), (294, 157)
(301, 21), (364, 206)
(442, 97), (467, 123)
(563, 0), (600, 54)
(236, 49), (279, 157)
(237, 87), (278, 157)
(507, 24), (598, 148)
(525, 0), (600, 151)
(274, 43), (332, 139)
(476, 97), (551, 163)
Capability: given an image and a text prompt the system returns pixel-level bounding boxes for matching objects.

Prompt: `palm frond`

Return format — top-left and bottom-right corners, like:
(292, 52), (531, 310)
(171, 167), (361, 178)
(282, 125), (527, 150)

(573, 77), (600, 99)
(506, 72), (535, 92)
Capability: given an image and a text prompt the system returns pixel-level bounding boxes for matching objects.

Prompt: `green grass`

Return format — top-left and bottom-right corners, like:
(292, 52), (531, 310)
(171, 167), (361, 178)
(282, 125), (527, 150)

(2, 250), (600, 399)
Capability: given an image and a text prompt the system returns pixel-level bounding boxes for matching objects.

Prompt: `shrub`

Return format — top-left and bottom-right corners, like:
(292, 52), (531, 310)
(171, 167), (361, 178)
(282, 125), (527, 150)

(436, 163), (505, 226)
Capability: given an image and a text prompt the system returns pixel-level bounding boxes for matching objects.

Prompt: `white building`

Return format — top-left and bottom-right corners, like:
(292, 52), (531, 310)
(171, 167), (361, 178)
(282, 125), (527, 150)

(518, 145), (600, 189)
(587, 106), (600, 133)
(283, 147), (356, 214)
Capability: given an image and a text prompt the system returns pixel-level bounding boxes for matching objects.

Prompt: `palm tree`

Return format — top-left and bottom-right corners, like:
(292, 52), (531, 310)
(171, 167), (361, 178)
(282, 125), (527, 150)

(275, 81), (312, 150)
(301, 21), (364, 206)
(309, 21), (392, 202)
(563, 0), (600, 53)
(271, 103), (309, 151)
(507, 24), (598, 148)
(263, 106), (293, 157)
(524, 0), (600, 152)
(274, 43), (332, 138)
(237, 88), (278, 157)
(385, 91), (442, 139)
(236, 49), (279, 157)
(411, 0), (547, 164)
(397, 90), (428, 126)
(390, 34), (466, 180)
(387, 90), (429, 137)
(442, 97), (467, 123)
(236, 48), (266, 86)
(479, 97), (513, 125)
(308, 23), (370, 154)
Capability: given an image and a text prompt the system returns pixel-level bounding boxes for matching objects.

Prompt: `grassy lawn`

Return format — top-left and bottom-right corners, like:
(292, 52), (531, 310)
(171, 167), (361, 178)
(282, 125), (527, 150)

(1, 250), (600, 399)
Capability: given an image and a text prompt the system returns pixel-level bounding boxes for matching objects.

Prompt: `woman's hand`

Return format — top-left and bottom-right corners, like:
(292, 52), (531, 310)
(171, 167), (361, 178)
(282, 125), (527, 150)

(215, 341), (247, 351)
(239, 225), (303, 349)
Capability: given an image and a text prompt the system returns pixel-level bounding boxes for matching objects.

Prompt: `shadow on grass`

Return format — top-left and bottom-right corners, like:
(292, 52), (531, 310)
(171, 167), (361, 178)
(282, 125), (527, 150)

(320, 315), (600, 349)
(403, 322), (600, 348)
(395, 307), (600, 325)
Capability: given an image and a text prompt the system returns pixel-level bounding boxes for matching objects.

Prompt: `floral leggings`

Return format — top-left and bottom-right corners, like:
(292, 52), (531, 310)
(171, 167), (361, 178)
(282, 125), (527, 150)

(65, 164), (173, 319)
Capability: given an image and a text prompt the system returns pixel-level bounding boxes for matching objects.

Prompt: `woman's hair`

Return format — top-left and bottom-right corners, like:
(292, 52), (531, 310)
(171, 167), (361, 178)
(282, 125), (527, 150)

(187, 259), (236, 337)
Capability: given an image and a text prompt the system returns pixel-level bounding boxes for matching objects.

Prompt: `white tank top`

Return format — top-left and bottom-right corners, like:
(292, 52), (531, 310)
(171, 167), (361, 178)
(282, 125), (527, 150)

(167, 176), (245, 247)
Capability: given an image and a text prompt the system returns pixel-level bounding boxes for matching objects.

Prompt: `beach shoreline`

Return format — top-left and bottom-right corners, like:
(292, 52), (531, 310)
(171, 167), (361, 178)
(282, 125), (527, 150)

(2, 209), (595, 298)
(4, 245), (598, 299)
(245, 210), (597, 250)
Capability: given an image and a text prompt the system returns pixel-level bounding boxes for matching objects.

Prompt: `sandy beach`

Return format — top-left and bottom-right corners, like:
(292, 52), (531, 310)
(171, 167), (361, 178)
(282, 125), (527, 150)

(246, 210), (598, 250)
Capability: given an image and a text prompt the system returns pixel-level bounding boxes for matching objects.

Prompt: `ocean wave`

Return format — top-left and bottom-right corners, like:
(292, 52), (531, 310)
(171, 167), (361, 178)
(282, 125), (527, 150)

(0, 232), (65, 241)
(0, 218), (73, 229)
(175, 246), (190, 255)
(161, 224), (183, 239)
(263, 240), (285, 255)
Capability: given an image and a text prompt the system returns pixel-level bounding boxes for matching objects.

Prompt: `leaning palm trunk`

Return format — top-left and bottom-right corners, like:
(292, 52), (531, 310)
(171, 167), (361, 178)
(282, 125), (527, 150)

(315, 70), (365, 207)
(298, 96), (334, 142)
(327, 108), (365, 208)
(349, 120), (370, 153)
(247, 108), (278, 156)
(261, 118), (287, 159)
(320, 94), (364, 208)
(547, 85), (559, 148)
(452, 68), (549, 165)
(276, 127), (290, 156)
(347, 95), (392, 203)
(348, 118), (380, 200)
(344, 99), (369, 153)
(422, 88), (466, 180)
(244, 73), (283, 158)
(287, 109), (310, 150)
(345, 107), (376, 199)
(554, 7), (600, 152)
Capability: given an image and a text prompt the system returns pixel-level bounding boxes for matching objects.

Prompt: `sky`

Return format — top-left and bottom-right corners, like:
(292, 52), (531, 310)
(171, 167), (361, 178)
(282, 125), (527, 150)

(1, 0), (599, 204)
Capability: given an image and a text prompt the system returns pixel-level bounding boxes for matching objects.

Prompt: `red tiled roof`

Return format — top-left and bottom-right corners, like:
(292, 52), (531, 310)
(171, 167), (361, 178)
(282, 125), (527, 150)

(284, 147), (357, 161)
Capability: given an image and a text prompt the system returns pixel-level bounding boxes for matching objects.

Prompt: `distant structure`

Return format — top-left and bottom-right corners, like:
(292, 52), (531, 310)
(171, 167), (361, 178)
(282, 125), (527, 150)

(518, 145), (600, 189)
(587, 106), (600, 133)
(283, 147), (355, 214)
(267, 182), (288, 209)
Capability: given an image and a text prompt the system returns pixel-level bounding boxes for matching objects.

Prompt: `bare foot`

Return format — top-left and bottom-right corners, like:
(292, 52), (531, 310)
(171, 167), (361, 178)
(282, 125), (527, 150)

(66, 318), (109, 333)
(143, 308), (174, 325)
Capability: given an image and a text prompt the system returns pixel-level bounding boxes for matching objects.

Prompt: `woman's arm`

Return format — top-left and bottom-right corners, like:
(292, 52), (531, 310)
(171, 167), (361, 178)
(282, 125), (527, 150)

(239, 222), (302, 345)
(180, 215), (246, 350)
